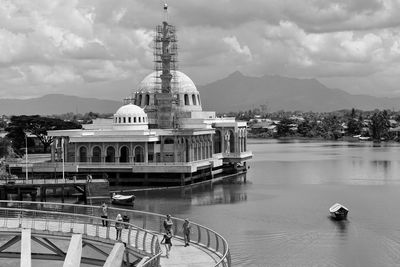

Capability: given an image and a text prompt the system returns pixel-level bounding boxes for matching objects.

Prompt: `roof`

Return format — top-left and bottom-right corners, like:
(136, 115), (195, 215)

(136, 70), (198, 94)
(114, 104), (146, 116)
(329, 203), (348, 213)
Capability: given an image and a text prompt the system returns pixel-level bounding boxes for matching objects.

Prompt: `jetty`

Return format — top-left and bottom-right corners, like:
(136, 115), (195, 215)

(0, 178), (110, 204)
(0, 200), (230, 266)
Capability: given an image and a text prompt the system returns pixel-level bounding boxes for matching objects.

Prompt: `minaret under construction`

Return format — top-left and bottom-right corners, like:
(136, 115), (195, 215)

(154, 3), (178, 129)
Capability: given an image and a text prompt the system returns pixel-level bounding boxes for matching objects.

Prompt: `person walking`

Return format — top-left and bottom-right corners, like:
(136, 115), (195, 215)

(182, 218), (191, 247)
(115, 214), (123, 240)
(163, 214), (173, 234)
(161, 230), (173, 258)
(101, 203), (108, 227)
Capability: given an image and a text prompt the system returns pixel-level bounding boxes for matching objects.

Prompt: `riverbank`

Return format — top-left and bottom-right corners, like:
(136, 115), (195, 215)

(248, 135), (399, 143)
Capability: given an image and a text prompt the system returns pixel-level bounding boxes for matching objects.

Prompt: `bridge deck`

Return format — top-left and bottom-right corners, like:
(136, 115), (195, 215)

(0, 218), (219, 266)
(158, 236), (218, 267)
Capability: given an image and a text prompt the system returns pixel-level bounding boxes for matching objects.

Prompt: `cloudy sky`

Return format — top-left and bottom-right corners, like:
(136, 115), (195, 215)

(1, 0), (400, 101)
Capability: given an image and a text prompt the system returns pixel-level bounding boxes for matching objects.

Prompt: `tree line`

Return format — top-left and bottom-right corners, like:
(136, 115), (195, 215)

(224, 108), (398, 141)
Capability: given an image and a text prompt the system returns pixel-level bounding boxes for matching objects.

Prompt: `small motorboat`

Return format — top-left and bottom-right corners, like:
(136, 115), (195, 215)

(111, 193), (135, 206)
(329, 203), (349, 220)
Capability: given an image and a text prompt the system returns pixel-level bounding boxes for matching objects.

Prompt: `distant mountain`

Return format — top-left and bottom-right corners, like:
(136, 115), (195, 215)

(2, 73), (400, 116)
(0, 94), (121, 115)
(198, 71), (400, 112)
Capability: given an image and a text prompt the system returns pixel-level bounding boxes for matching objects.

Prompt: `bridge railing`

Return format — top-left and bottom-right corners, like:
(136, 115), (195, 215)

(0, 203), (161, 267)
(0, 200), (231, 267)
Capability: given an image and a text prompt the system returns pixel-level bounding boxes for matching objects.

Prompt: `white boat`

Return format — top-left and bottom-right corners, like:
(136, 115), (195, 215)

(112, 193), (135, 206)
(358, 136), (370, 141)
(329, 203), (349, 220)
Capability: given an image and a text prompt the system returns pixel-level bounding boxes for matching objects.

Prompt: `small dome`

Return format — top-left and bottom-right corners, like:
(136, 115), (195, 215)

(137, 70), (198, 94)
(113, 103), (148, 130)
(115, 103), (145, 116)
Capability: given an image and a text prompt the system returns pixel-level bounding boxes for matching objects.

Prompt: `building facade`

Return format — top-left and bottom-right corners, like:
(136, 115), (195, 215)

(34, 12), (252, 185)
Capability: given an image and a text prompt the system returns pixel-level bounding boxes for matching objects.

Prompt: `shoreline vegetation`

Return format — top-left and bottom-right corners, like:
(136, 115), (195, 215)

(239, 108), (400, 143)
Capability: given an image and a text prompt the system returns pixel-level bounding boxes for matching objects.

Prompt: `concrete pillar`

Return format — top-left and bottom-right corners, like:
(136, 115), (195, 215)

(21, 229), (31, 267)
(51, 142), (55, 162)
(63, 234), (82, 267)
(144, 142), (148, 163)
(103, 242), (125, 267)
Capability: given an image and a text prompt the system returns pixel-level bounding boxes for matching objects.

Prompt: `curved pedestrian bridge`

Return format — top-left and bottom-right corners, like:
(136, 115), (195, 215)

(0, 200), (231, 266)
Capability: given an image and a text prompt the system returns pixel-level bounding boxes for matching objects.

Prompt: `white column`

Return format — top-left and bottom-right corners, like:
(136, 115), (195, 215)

(63, 234), (82, 267)
(20, 229), (31, 267)
(103, 242), (125, 267)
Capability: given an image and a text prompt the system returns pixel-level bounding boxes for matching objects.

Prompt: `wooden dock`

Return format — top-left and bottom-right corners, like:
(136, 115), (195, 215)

(0, 179), (110, 204)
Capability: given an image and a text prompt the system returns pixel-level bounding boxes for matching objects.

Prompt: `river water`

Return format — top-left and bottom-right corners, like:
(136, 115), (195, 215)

(133, 139), (400, 267)
(2, 139), (400, 266)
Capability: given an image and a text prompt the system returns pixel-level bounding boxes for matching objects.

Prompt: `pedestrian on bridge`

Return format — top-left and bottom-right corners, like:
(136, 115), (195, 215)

(101, 203), (108, 227)
(163, 214), (173, 234)
(115, 214), (123, 240)
(182, 218), (191, 246)
(161, 230), (173, 258)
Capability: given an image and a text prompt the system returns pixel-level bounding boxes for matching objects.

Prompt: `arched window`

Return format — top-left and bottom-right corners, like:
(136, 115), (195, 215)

(184, 94), (189, 105)
(213, 130), (222, 153)
(123, 117), (126, 123)
(120, 146), (129, 163)
(192, 94), (197, 105)
(118, 117), (121, 123)
(229, 130), (235, 153)
(138, 117), (141, 123)
(197, 95), (201, 106)
(138, 94), (142, 106)
(92, 146), (101, 162)
(134, 146), (144, 162)
(134, 117), (137, 123)
(105, 146), (115, 162)
(145, 94), (150, 105)
(128, 117), (131, 123)
(79, 146), (87, 162)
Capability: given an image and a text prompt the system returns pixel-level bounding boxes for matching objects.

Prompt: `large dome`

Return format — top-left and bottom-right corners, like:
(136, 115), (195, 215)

(137, 70), (198, 94)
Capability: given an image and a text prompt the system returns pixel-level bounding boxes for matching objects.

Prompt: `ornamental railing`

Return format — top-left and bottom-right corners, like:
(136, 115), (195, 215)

(0, 200), (231, 267)
(0, 202), (161, 267)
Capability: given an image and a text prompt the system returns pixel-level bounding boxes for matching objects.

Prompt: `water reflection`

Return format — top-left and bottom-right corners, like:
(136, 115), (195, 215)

(190, 185), (247, 206)
(329, 217), (348, 236)
(134, 180), (248, 215)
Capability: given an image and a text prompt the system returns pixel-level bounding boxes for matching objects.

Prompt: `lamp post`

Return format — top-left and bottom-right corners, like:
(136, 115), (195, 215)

(61, 138), (65, 181)
(25, 133), (28, 181)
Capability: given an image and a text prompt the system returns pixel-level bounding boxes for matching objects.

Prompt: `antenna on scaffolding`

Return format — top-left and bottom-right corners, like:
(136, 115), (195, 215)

(163, 2), (169, 22)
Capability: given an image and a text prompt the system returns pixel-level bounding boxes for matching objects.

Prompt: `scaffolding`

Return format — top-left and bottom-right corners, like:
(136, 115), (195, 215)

(153, 22), (179, 93)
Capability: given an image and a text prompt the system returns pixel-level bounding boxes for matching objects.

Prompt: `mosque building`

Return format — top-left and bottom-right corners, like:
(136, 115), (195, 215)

(45, 6), (252, 185)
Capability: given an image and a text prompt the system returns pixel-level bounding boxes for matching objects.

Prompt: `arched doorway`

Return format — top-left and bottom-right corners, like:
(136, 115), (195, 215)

(120, 146), (129, 163)
(229, 130), (235, 153)
(92, 146), (101, 162)
(134, 146), (144, 162)
(105, 146), (115, 162)
(79, 146), (87, 162)
(185, 139), (190, 162)
(213, 130), (222, 153)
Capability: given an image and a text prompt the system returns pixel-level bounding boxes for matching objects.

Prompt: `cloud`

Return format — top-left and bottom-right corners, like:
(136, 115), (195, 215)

(223, 36), (253, 61)
(1, 0), (400, 100)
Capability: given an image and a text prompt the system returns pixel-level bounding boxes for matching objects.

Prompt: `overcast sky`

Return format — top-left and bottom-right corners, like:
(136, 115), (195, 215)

(1, 0), (400, 101)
